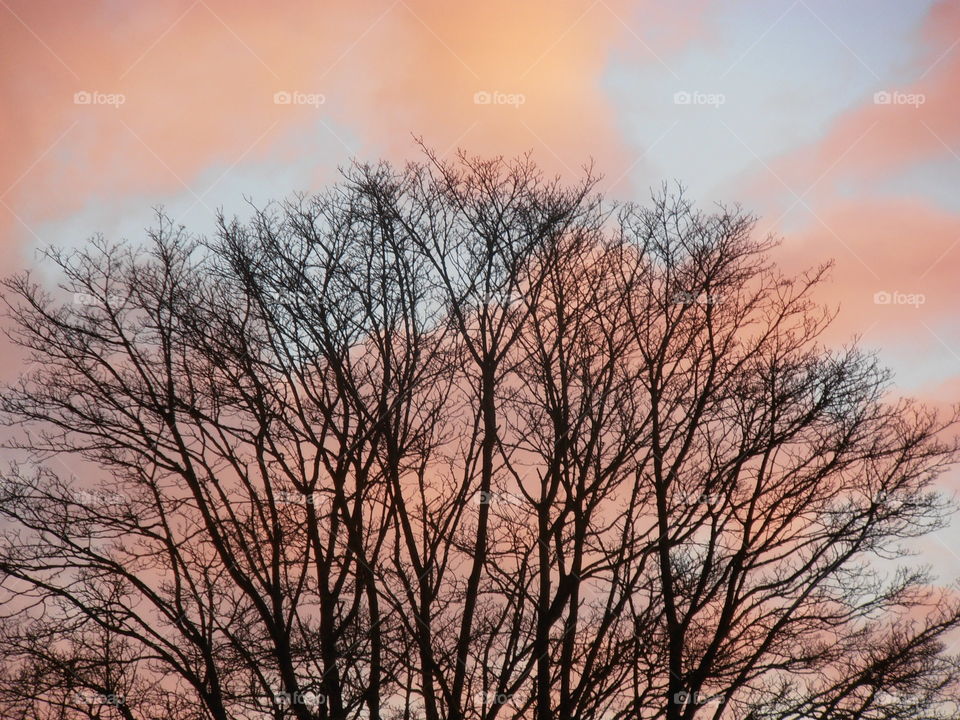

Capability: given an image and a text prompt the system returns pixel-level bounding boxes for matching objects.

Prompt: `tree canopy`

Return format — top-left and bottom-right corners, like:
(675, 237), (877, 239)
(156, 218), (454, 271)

(1, 153), (958, 720)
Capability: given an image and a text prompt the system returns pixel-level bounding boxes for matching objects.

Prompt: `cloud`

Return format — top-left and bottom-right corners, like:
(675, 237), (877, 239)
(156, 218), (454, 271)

(772, 196), (960, 347)
(1, 0), (704, 244)
(751, 0), (960, 205)
(0, 0), (713, 378)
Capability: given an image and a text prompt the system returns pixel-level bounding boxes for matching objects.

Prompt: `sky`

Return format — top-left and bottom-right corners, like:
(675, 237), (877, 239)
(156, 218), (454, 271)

(2, 0), (960, 565)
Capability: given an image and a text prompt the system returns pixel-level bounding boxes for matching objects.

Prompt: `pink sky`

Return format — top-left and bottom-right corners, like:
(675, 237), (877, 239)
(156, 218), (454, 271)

(2, 1), (959, 507)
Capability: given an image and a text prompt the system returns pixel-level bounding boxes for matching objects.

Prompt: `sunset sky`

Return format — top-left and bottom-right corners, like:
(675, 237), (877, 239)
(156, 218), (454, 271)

(2, 2), (959, 502)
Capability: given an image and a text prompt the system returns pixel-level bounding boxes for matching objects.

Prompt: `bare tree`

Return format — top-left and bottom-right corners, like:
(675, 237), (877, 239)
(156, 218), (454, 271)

(1, 153), (958, 720)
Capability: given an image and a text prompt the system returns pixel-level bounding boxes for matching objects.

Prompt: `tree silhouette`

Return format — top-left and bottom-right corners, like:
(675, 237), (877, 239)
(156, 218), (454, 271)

(1, 153), (958, 720)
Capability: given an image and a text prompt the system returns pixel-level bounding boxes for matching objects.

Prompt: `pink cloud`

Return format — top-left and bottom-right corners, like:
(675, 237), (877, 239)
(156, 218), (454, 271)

(772, 196), (960, 346)
(0, 0), (716, 385)
(1, 0), (695, 239)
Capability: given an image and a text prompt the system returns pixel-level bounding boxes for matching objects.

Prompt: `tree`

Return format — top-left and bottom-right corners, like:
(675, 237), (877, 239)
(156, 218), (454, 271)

(1, 152), (958, 720)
